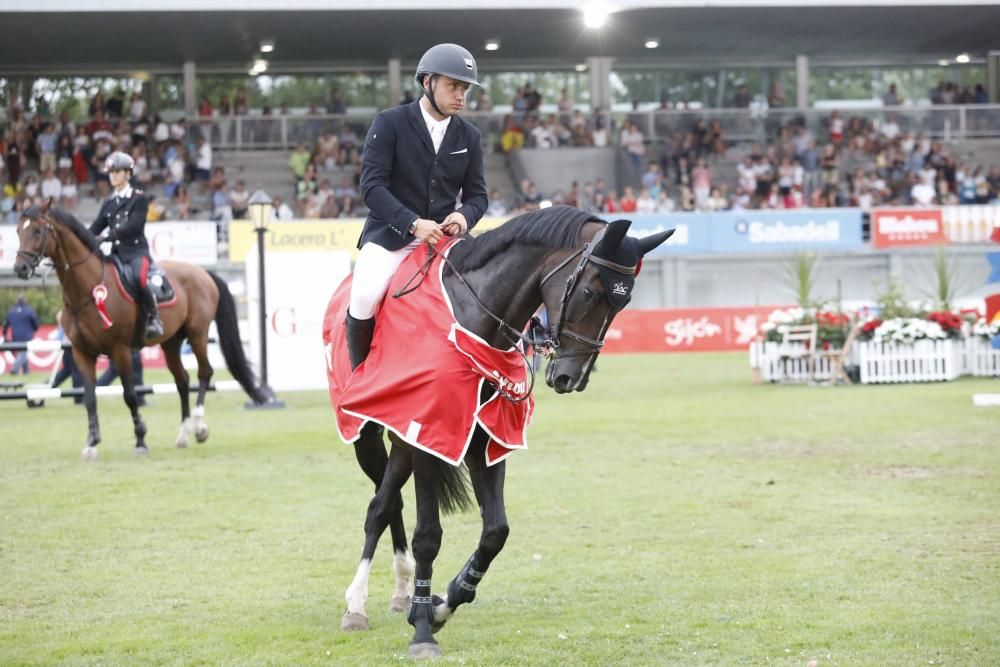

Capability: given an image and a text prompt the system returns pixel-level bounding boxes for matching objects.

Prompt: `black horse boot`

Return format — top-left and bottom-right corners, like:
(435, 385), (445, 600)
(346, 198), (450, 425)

(345, 313), (376, 370)
(142, 284), (164, 340)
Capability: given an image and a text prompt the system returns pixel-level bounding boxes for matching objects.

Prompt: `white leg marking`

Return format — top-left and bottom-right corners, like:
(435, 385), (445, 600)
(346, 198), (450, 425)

(175, 417), (194, 448)
(345, 558), (372, 616)
(433, 597), (453, 624)
(193, 405), (209, 443)
(392, 550), (415, 600)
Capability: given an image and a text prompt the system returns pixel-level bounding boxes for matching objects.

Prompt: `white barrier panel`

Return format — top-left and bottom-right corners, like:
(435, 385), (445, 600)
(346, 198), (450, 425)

(246, 250), (351, 392)
(0, 226), (18, 270)
(0, 221), (217, 269)
(942, 204), (1000, 244)
(146, 222), (218, 265)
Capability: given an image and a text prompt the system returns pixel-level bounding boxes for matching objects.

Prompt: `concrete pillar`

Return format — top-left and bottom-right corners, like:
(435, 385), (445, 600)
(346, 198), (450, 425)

(183, 61), (196, 118)
(388, 58), (402, 107)
(587, 56), (614, 112)
(987, 51), (1000, 104)
(795, 54), (810, 110)
(148, 74), (160, 117)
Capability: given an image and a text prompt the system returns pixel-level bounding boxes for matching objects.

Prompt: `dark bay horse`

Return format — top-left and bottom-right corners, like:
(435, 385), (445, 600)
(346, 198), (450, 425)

(13, 201), (270, 459)
(334, 207), (672, 658)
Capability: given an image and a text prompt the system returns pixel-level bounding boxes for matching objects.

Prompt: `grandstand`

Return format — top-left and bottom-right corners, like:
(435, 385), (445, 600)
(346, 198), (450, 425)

(2, 0), (999, 309)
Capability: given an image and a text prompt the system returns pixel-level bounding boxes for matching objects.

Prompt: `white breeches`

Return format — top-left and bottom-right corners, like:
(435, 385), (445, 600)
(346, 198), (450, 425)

(348, 240), (422, 319)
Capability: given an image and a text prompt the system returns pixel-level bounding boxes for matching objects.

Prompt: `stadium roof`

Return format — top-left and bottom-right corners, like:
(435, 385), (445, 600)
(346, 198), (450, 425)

(2, 1), (998, 74)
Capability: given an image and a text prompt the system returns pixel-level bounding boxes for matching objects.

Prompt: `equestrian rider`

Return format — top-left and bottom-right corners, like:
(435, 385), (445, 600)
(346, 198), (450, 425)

(345, 43), (488, 368)
(89, 151), (164, 340)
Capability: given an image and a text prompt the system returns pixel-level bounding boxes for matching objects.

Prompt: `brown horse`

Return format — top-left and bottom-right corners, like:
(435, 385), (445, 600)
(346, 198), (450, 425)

(13, 201), (271, 459)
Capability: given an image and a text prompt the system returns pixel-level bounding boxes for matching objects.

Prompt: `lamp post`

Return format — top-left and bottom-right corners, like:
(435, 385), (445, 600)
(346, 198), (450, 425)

(247, 188), (284, 409)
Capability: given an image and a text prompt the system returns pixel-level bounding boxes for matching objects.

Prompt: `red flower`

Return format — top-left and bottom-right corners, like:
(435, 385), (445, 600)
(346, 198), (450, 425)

(862, 319), (883, 333)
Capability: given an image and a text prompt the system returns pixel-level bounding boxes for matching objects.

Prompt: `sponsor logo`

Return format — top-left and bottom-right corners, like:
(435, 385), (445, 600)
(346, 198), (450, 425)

(733, 315), (760, 345)
(612, 281), (629, 296)
(740, 220), (841, 244)
(490, 369), (526, 397)
(663, 317), (723, 346)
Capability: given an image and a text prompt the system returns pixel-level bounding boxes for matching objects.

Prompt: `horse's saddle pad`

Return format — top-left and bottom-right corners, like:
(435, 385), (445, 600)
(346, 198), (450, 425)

(112, 256), (175, 304)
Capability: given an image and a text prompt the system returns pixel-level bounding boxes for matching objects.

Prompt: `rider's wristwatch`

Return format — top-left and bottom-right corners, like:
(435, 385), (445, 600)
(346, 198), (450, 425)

(408, 220), (418, 234)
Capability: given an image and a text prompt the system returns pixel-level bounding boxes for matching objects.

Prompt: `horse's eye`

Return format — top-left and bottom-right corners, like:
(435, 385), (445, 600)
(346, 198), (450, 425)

(32, 228), (42, 237)
(583, 287), (594, 300)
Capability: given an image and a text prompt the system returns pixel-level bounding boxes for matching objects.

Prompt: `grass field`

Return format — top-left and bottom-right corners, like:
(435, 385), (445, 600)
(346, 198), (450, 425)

(1, 352), (998, 666)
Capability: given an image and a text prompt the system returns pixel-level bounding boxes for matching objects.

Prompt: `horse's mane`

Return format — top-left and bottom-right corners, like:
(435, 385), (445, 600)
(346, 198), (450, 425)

(448, 206), (603, 272)
(27, 204), (103, 254)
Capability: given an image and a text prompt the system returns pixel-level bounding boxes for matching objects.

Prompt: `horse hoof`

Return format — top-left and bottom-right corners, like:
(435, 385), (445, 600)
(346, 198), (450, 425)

(175, 433), (189, 448)
(81, 446), (98, 461)
(134, 446), (149, 456)
(408, 642), (440, 659)
(195, 425), (209, 443)
(390, 595), (411, 614)
(340, 612), (369, 632)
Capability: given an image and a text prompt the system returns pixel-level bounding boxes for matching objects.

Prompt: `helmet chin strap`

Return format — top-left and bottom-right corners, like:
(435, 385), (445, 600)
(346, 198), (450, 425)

(422, 74), (446, 118)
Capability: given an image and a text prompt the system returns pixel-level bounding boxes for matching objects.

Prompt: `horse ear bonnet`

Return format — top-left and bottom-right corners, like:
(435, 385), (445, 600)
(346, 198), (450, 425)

(593, 219), (640, 309)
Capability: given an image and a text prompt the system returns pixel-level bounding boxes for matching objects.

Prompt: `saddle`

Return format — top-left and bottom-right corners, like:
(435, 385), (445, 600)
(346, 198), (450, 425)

(110, 255), (175, 304)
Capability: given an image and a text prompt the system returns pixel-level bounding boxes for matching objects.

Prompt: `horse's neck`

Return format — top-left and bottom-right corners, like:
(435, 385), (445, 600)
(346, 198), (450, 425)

(446, 244), (551, 349)
(52, 225), (103, 303)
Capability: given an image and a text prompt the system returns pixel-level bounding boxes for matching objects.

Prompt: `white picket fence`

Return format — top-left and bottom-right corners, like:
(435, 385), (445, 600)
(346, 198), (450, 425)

(856, 339), (964, 383)
(963, 338), (1000, 377)
(751, 337), (1000, 384)
(749, 341), (836, 383)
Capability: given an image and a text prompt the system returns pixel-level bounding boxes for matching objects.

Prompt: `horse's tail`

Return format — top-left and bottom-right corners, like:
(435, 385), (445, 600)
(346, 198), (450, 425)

(208, 271), (270, 405)
(426, 457), (474, 515)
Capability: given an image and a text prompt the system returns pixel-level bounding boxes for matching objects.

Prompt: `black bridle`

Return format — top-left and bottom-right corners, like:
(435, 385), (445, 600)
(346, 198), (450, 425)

(16, 215), (101, 278)
(393, 228), (635, 402)
(14, 219), (53, 278)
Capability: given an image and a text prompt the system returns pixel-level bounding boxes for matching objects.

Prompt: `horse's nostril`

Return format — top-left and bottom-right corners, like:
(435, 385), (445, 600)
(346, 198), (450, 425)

(554, 374), (574, 392)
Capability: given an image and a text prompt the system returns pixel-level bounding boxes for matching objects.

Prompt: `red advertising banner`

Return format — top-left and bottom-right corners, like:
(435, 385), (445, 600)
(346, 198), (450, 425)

(603, 306), (787, 354)
(872, 208), (948, 248)
(1, 325), (168, 375)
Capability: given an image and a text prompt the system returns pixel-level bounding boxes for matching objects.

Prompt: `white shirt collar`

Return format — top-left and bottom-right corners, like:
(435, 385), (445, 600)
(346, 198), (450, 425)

(419, 98), (451, 150)
(114, 184), (133, 200)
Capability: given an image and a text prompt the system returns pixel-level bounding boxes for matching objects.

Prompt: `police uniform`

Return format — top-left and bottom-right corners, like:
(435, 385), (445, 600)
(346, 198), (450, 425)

(344, 42), (487, 370)
(90, 184), (151, 266)
(90, 182), (162, 337)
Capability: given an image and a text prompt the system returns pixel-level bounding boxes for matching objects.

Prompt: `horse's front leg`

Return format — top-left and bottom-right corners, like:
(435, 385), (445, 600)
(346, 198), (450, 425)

(408, 452), (445, 659)
(74, 349), (101, 460)
(433, 435), (509, 632)
(112, 346), (148, 455)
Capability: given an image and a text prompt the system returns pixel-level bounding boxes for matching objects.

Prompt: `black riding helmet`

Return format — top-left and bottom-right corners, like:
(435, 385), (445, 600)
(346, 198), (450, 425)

(415, 43), (479, 116)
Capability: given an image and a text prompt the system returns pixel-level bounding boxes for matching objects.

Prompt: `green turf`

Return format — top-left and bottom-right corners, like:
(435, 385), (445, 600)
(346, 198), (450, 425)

(1, 353), (998, 665)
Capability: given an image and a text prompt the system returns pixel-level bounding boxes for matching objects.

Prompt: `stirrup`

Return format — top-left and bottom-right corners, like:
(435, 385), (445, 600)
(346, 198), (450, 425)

(145, 316), (164, 339)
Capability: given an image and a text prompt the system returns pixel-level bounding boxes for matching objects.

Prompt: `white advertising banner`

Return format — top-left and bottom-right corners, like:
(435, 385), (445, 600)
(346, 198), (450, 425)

(146, 222), (218, 265)
(246, 250), (351, 392)
(0, 226), (18, 270)
(0, 220), (217, 269)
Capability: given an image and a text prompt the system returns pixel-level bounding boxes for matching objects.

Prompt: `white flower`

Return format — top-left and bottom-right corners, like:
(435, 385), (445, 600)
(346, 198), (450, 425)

(871, 317), (946, 344)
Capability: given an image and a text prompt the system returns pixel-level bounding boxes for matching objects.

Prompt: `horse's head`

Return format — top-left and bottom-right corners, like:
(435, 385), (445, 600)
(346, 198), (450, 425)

(13, 199), (57, 280)
(539, 219), (673, 393)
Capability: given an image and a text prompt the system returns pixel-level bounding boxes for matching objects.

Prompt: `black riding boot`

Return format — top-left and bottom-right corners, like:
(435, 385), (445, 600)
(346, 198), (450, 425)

(345, 313), (376, 370)
(142, 284), (164, 340)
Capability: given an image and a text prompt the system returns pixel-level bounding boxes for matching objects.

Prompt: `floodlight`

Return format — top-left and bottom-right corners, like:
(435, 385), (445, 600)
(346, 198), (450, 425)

(485, 39), (500, 52)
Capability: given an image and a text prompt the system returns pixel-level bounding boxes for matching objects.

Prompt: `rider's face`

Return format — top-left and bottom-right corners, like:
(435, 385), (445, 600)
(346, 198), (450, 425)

(427, 75), (469, 116)
(109, 169), (129, 189)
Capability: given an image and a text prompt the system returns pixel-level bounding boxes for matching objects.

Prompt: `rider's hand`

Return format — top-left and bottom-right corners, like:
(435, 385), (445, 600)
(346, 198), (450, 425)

(441, 212), (468, 236)
(411, 218), (444, 245)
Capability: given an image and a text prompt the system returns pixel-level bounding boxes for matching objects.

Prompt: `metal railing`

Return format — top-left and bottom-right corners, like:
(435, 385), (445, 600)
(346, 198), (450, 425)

(188, 105), (1000, 151)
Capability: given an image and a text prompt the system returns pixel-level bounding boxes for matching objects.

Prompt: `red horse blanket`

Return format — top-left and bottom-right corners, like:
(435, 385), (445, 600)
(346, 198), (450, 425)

(322, 239), (534, 466)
